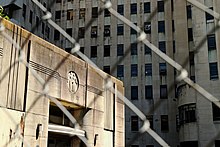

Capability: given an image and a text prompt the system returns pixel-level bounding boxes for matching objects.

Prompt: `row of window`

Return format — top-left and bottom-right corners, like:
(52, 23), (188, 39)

(131, 115), (168, 132)
(131, 85), (167, 100)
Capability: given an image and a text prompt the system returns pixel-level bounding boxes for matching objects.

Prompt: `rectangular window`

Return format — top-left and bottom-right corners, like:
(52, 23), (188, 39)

(56, 0), (62, 3)
(159, 41), (166, 53)
(80, 47), (84, 54)
(131, 116), (139, 131)
(104, 25), (111, 37)
(212, 103), (220, 121)
(22, 4), (26, 18)
(36, 16), (39, 30)
(54, 30), (60, 40)
(206, 7), (214, 21)
(91, 46), (97, 58)
(146, 115), (153, 129)
(104, 45), (110, 57)
(42, 22), (45, 34)
(91, 26), (98, 38)
(145, 85), (153, 99)
(103, 66), (110, 74)
(145, 45), (151, 55)
(131, 43), (137, 55)
(92, 7), (98, 18)
(144, 2), (150, 13)
(209, 62), (218, 80)
(187, 5), (192, 19)
(67, 10), (74, 20)
(104, 9), (111, 17)
(131, 86), (138, 100)
(207, 34), (216, 50)
(117, 44), (124, 56)
(161, 115), (169, 132)
(66, 28), (72, 36)
(160, 85), (167, 99)
(29, 10), (33, 24)
(79, 8), (86, 19)
(117, 24), (124, 35)
(46, 26), (50, 39)
(159, 63), (167, 75)
(180, 141), (198, 147)
(172, 20), (175, 32)
(178, 103), (196, 126)
(117, 5), (124, 15)
(78, 27), (85, 38)
(158, 1), (164, 12)
(188, 28), (193, 41)
(145, 64), (152, 76)
(55, 11), (61, 19)
(117, 65), (124, 78)
(131, 23), (137, 34)
(131, 64), (138, 77)
(130, 3), (137, 14)
(158, 21), (165, 33)
(144, 22), (151, 34)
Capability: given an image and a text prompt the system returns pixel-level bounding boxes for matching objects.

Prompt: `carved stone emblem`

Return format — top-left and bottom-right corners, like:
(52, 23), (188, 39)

(67, 71), (79, 93)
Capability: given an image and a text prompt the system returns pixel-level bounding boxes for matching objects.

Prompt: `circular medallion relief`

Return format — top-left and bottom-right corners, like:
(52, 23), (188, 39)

(67, 71), (79, 93)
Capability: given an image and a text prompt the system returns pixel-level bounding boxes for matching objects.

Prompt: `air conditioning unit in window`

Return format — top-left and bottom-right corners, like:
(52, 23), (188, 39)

(104, 29), (110, 36)
(144, 24), (151, 31)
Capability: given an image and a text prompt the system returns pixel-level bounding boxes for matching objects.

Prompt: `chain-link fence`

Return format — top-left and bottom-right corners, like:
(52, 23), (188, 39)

(0, 0), (220, 146)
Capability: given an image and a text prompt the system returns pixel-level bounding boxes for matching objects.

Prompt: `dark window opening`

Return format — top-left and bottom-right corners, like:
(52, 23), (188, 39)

(159, 41), (166, 53)
(158, 21), (165, 33)
(104, 45), (110, 57)
(131, 43), (138, 55)
(55, 11), (61, 19)
(145, 64), (152, 76)
(117, 65), (124, 78)
(131, 116), (139, 131)
(209, 62), (218, 80)
(144, 22), (151, 34)
(117, 24), (124, 35)
(131, 64), (138, 77)
(131, 3), (137, 14)
(54, 30), (60, 40)
(178, 103), (196, 126)
(160, 85), (167, 99)
(158, 1), (164, 12)
(104, 9), (111, 17)
(207, 34), (216, 50)
(92, 7), (98, 18)
(117, 44), (124, 56)
(145, 85), (153, 99)
(161, 115), (169, 132)
(103, 66), (110, 74)
(104, 25), (110, 37)
(78, 27), (85, 38)
(91, 26), (98, 38)
(117, 5), (124, 15)
(144, 2), (151, 13)
(131, 86), (138, 100)
(90, 46), (97, 58)
(159, 63), (167, 75)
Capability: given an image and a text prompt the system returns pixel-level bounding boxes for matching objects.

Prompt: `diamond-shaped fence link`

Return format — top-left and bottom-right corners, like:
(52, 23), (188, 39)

(0, 0), (220, 146)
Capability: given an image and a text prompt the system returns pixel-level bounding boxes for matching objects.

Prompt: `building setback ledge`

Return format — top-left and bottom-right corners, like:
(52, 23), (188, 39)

(48, 124), (85, 137)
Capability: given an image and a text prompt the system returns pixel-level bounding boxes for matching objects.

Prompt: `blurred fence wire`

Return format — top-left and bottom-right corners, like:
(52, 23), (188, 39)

(1, 0), (220, 146)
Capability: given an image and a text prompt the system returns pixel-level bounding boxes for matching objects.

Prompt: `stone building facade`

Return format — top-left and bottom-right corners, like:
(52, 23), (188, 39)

(0, 19), (124, 147)
(2, 0), (220, 147)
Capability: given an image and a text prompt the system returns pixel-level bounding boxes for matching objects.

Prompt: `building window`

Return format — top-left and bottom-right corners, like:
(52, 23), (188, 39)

(117, 65), (124, 78)
(131, 116), (139, 131)
(29, 10), (33, 24)
(54, 30), (60, 40)
(146, 115), (153, 129)
(160, 85), (167, 99)
(131, 64), (138, 77)
(79, 8), (86, 19)
(91, 26), (98, 38)
(131, 23), (137, 34)
(188, 28), (193, 41)
(187, 5), (192, 19)
(145, 45), (151, 55)
(146, 145), (154, 147)
(80, 47), (84, 54)
(209, 62), (218, 80)
(104, 9), (111, 17)
(42, 22), (45, 34)
(117, 24), (124, 35)
(145, 85), (153, 99)
(145, 64), (152, 76)
(158, 1), (164, 12)
(172, 20), (175, 32)
(131, 43), (137, 55)
(56, 0), (62, 3)
(144, 22), (151, 34)
(66, 28), (72, 36)
(46, 26), (50, 39)
(131, 145), (139, 147)
(91, 46), (97, 58)
(117, 44), (124, 56)
(213, 103), (220, 121)
(55, 11), (61, 19)
(131, 86), (138, 100)
(207, 34), (216, 50)
(36, 16), (39, 30)
(215, 140), (220, 147)
(178, 103), (196, 126)
(104, 25), (110, 37)
(206, 7), (214, 21)
(159, 41), (166, 53)
(161, 115), (169, 132)
(78, 27), (85, 38)
(131, 3), (137, 14)
(144, 2), (151, 13)
(67, 10), (74, 20)
(104, 45), (110, 57)
(117, 5), (124, 15)
(22, 4), (26, 18)
(92, 7), (98, 18)
(158, 21), (165, 33)
(159, 63), (167, 75)
(180, 141), (198, 147)
(103, 66), (110, 74)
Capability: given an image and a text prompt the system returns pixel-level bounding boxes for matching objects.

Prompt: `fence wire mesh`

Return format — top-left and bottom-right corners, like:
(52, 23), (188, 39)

(1, 0), (220, 146)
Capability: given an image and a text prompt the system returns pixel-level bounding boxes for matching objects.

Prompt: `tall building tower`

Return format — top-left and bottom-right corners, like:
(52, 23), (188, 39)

(2, 0), (220, 147)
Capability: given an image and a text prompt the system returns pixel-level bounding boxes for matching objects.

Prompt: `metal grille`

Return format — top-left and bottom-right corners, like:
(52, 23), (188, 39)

(0, 0), (220, 146)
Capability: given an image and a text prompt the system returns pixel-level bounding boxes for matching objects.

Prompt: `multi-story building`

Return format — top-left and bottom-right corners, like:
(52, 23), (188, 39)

(2, 0), (220, 146)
